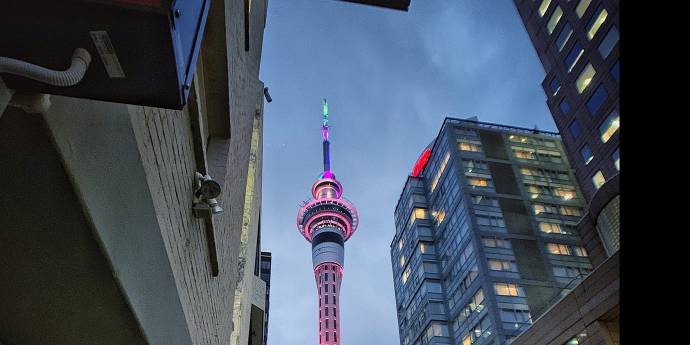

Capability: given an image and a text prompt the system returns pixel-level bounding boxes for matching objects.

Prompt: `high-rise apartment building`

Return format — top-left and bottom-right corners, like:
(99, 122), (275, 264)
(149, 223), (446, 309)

(296, 100), (359, 345)
(510, 1), (620, 344)
(514, 0), (619, 265)
(391, 117), (593, 345)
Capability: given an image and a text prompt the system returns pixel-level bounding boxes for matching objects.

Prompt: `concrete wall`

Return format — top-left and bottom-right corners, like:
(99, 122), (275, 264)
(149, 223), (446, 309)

(511, 252), (619, 345)
(0, 0), (269, 344)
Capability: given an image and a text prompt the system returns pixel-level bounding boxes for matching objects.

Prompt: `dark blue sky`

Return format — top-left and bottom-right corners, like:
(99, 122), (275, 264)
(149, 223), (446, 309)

(259, 1), (554, 344)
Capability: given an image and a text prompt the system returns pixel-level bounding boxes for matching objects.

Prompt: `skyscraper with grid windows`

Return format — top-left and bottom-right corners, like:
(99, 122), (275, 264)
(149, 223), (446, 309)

(390, 117), (592, 345)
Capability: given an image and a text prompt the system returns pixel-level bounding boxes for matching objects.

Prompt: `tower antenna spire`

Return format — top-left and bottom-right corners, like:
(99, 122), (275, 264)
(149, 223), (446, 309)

(322, 99), (332, 175)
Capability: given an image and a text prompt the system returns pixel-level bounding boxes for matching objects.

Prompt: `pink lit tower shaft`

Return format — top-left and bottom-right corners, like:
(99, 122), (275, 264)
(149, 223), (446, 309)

(296, 100), (359, 345)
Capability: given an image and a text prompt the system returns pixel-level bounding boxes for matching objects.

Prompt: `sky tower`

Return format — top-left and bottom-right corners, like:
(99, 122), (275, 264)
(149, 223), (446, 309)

(296, 100), (359, 345)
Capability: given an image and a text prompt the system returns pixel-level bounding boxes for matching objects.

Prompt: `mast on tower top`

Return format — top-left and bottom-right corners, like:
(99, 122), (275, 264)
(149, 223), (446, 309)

(322, 99), (332, 176)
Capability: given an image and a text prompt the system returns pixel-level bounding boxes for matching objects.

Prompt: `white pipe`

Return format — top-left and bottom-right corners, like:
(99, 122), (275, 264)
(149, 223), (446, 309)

(0, 48), (91, 87)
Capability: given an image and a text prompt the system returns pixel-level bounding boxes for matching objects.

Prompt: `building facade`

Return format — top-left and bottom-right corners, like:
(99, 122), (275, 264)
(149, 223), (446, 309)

(260, 252), (273, 345)
(391, 117), (593, 345)
(296, 100), (359, 345)
(0, 1), (269, 344)
(510, 1), (620, 343)
(513, 0), (619, 266)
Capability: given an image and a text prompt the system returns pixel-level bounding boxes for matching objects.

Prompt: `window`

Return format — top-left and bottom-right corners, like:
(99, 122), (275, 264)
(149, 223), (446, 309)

(500, 308), (532, 327)
(568, 120), (582, 139)
(488, 259), (517, 272)
(533, 203), (558, 215)
(559, 98), (570, 115)
(554, 188), (576, 200)
(402, 266), (411, 284)
(587, 84), (608, 116)
(468, 177), (490, 187)
(400, 255), (405, 267)
(409, 207), (429, 226)
(494, 282), (524, 296)
(513, 147), (536, 160)
(550, 78), (561, 96)
(576, 63), (596, 94)
(539, 222), (575, 235)
(430, 152), (450, 192)
(547, 6), (563, 34)
(546, 243), (571, 255)
(560, 206), (582, 216)
(580, 144), (594, 165)
(611, 60), (620, 82)
(459, 141), (482, 152)
(556, 23), (573, 51)
(599, 110), (620, 143)
(483, 236), (511, 249)
(592, 171), (606, 189)
(538, 0), (552, 17)
(575, 0), (592, 18)
(586, 5), (608, 40)
(598, 26), (619, 58)
(612, 147), (620, 171)
(565, 42), (584, 72)
(573, 246), (588, 257)
(565, 336), (580, 345)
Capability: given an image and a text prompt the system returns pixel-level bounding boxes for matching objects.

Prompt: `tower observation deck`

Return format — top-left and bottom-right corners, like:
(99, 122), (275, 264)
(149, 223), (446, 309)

(296, 100), (359, 345)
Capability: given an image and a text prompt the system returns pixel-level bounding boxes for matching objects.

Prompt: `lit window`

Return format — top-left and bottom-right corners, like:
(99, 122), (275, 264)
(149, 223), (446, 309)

(494, 282), (524, 296)
(569, 120), (582, 139)
(546, 243), (571, 255)
(592, 171), (606, 189)
(539, 222), (573, 235)
(488, 259), (516, 272)
(398, 238), (404, 250)
(587, 84), (608, 116)
(565, 42), (584, 72)
(432, 209), (446, 225)
(611, 60), (620, 82)
(565, 337), (580, 345)
(538, 0), (552, 17)
(612, 147), (619, 171)
(409, 207), (429, 226)
(547, 6), (563, 34)
(550, 78), (561, 96)
(599, 110), (620, 143)
(559, 98), (570, 115)
(431, 152), (450, 192)
(554, 188), (576, 200)
(402, 266), (411, 284)
(459, 140), (482, 152)
(556, 23), (573, 51)
(586, 5), (608, 40)
(513, 147), (536, 160)
(598, 26), (619, 58)
(468, 177), (490, 187)
(580, 144), (594, 165)
(576, 63), (596, 94)
(400, 255), (405, 267)
(575, 0), (592, 18)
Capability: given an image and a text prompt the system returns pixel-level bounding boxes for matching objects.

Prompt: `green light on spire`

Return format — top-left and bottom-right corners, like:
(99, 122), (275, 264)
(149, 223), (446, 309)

(322, 98), (329, 126)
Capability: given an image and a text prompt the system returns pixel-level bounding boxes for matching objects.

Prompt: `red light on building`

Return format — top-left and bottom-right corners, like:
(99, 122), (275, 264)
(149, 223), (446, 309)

(411, 148), (431, 177)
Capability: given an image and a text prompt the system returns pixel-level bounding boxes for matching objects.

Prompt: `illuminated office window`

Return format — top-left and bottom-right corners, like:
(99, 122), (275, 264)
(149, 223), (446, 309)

(592, 171), (606, 189)
(612, 147), (620, 171)
(547, 6), (563, 34)
(599, 110), (620, 143)
(430, 152), (450, 192)
(494, 283), (524, 296)
(587, 5), (608, 40)
(538, 0), (552, 17)
(576, 0), (592, 17)
(576, 63), (596, 94)
(546, 243), (571, 255)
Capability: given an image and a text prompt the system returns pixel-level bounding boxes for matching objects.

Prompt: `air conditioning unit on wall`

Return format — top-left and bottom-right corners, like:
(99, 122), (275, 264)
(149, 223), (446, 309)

(0, 0), (211, 109)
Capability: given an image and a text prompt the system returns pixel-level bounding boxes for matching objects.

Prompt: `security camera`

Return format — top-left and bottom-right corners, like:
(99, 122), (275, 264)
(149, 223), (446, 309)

(195, 173), (221, 199)
(207, 198), (224, 215)
(263, 87), (272, 103)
